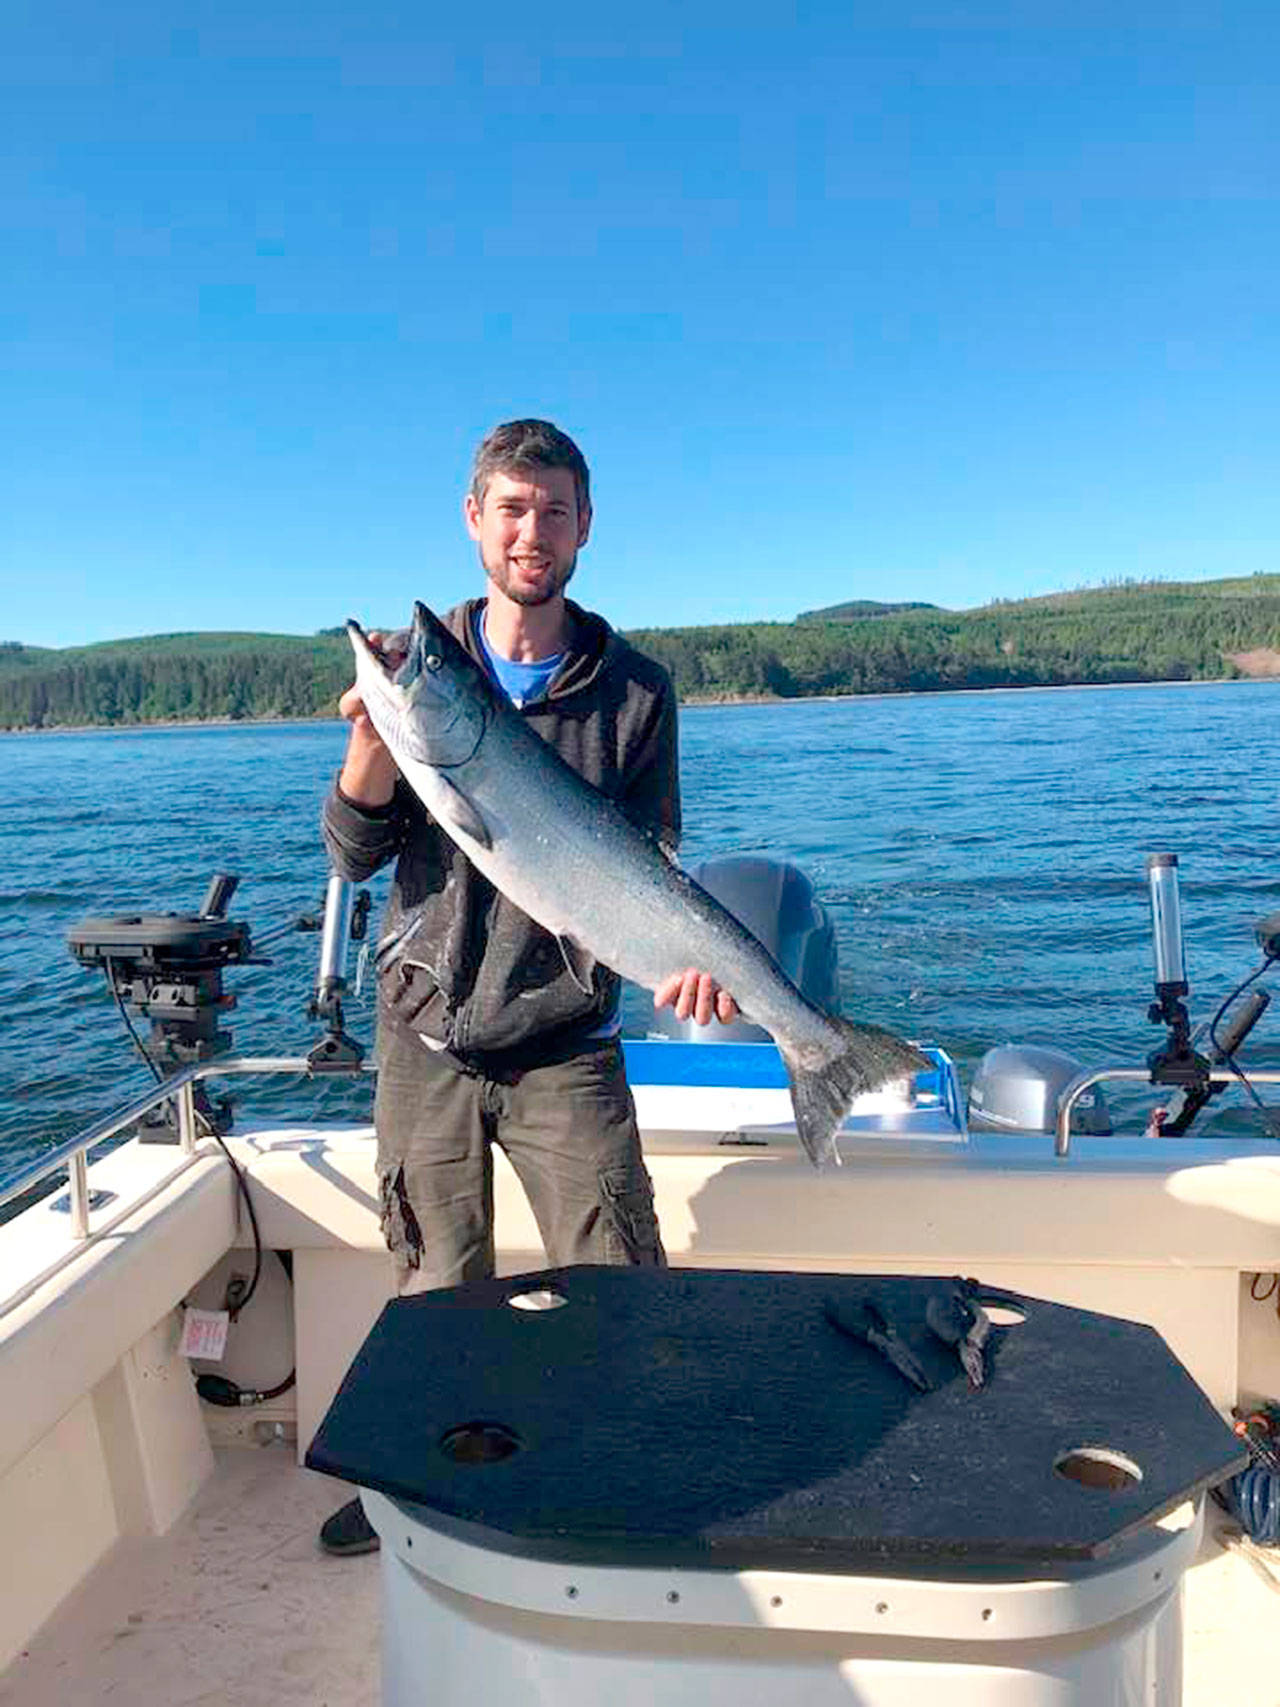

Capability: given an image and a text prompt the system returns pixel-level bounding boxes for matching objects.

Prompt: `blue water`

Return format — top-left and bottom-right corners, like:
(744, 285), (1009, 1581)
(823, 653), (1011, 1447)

(4, 681), (1280, 1183)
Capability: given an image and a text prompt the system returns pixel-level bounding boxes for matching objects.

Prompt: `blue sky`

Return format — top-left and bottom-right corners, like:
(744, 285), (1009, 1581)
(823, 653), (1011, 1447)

(3, 2), (1277, 648)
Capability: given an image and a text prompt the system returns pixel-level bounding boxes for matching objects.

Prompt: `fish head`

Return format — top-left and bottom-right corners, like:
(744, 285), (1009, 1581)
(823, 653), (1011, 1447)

(347, 602), (489, 769)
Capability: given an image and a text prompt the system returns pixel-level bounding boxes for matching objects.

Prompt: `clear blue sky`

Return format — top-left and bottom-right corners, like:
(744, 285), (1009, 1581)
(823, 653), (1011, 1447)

(3, 2), (1277, 648)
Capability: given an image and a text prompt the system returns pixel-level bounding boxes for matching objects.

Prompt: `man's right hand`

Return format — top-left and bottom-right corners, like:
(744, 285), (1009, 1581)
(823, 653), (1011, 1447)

(337, 629), (404, 808)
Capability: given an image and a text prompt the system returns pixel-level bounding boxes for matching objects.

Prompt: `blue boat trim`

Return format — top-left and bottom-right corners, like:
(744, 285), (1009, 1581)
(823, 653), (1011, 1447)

(622, 1039), (960, 1125)
(623, 1039), (791, 1089)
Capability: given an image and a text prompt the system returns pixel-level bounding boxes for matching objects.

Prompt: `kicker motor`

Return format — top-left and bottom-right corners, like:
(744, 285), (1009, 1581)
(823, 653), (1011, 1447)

(67, 871), (369, 1138)
(67, 874), (257, 1139)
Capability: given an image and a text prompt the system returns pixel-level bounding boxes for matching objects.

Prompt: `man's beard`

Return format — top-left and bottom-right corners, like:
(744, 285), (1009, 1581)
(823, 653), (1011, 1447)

(482, 549), (578, 607)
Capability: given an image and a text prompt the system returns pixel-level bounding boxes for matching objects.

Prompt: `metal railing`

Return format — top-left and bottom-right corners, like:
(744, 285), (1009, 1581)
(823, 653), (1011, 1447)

(12, 1048), (1280, 1258)
(1055, 1067), (1280, 1158)
(0, 1055), (376, 1241)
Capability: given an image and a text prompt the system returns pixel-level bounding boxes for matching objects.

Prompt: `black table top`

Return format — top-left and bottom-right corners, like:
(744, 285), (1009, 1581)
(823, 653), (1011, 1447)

(306, 1265), (1245, 1570)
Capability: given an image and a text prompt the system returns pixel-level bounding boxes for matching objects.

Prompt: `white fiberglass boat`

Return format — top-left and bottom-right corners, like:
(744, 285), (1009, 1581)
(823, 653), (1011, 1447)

(4, 854), (1280, 1705)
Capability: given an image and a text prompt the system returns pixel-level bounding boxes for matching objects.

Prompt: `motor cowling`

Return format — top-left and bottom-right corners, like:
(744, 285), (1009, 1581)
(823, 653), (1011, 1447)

(967, 1044), (1112, 1137)
(646, 855), (839, 1044)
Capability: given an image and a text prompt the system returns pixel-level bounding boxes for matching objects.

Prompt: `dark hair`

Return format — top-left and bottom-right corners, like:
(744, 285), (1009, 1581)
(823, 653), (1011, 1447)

(469, 419), (591, 516)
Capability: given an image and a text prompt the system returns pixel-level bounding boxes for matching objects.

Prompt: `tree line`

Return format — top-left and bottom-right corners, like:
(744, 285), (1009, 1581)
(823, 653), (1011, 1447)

(2, 578), (1279, 730)
(629, 582), (1280, 699)
(0, 635), (351, 729)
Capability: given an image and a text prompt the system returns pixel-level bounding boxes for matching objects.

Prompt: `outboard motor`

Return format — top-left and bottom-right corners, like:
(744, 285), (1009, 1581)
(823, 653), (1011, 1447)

(968, 1044), (1112, 1137)
(67, 874), (255, 1071)
(67, 874), (257, 1139)
(66, 871), (369, 1140)
(647, 856), (839, 1044)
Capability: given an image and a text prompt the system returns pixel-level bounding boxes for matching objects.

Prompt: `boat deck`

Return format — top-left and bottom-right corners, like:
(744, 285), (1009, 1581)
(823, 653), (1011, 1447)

(0, 1448), (377, 1707)
(0, 1445), (1277, 1706)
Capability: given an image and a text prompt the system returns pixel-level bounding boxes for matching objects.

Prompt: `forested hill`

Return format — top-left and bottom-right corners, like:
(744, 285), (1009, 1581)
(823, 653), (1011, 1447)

(3, 575), (1280, 730)
(0, 633), (353, 731)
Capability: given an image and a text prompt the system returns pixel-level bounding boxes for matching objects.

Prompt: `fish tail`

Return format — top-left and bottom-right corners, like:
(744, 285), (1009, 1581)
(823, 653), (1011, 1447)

(780, 1019), (932, 1171)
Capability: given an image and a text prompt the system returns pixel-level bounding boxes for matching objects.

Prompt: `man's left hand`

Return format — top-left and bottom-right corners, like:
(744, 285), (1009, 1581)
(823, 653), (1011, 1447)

(654, 969), (740, 1027)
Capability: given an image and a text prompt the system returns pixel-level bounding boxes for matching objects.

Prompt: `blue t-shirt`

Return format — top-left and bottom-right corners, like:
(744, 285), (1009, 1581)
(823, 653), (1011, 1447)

(472, 608), (620, 1039)
(473, 609), (564, 708)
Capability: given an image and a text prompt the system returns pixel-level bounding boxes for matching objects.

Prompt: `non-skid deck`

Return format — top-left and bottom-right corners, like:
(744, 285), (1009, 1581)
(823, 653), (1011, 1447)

(0, 1447), (378, 1707)
(1, 1445), (1278, 1706)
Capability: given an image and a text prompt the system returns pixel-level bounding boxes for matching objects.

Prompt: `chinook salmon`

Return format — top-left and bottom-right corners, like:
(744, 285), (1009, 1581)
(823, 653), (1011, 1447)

(347, 602), (931, 1170)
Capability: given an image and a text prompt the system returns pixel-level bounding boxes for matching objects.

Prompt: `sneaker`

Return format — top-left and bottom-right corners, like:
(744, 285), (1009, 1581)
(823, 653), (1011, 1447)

(319, 1496), (380, 1556)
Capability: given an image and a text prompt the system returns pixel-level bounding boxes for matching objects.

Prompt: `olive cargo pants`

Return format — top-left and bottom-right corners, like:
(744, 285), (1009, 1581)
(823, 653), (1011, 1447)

(374, 1023), (665, 1292)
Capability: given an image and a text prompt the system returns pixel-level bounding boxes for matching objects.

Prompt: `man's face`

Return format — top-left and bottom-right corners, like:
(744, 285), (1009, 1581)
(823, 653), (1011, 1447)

(464, 467), (591, 608)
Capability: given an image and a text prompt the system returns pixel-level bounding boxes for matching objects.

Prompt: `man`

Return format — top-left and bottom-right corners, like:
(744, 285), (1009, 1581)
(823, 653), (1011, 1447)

(319, 419), (735, 1554)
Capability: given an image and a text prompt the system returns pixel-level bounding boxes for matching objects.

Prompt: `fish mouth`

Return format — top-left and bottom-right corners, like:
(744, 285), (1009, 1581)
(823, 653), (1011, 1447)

(345, 601), (487, 768)
(347, 611), (432, 683)
(410, 601), (436, 645)
(345, 617), (388, 671)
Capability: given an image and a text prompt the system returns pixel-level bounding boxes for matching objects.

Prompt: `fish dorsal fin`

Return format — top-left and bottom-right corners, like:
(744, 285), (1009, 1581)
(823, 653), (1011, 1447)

(432, 774), (492, 850)
(556, 934), (595, 995)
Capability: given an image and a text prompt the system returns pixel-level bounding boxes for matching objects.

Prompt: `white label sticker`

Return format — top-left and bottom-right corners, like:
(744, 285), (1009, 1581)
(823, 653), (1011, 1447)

(180, 1308), (230, 1362)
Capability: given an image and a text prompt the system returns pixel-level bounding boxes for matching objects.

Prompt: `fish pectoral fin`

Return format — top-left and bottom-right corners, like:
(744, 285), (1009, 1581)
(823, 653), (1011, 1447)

(432, 775), (492, 850)
(556, 934), (596, 995)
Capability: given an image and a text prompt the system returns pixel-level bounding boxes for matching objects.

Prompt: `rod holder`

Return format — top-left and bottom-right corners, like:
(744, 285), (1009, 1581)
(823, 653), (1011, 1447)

(306, 874), (367, 1071)
(315, 872), (355, 1005)
(1146, 852), (1186, 993)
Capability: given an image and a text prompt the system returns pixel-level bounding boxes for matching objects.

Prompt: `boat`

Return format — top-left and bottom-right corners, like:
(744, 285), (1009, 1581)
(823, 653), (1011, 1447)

(3, 852), (1280, 1704)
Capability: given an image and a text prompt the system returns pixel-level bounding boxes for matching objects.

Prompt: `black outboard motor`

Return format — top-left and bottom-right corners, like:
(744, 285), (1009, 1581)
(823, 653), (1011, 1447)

(66, 870), (369, 1139)
(646, 856), (839, 1044)
(67, 874), (257, 1139)
(67, 874), (255, 1071)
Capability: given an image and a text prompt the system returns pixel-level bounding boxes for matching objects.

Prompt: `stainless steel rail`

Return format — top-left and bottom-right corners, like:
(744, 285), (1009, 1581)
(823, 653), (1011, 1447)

(0, 1055), (375, 1240)
(1055, 1067), (1280, 1157)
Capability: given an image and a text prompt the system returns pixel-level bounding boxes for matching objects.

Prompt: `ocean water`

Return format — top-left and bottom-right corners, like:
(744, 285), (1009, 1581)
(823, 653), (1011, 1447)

(4, 680), (1280, 1185)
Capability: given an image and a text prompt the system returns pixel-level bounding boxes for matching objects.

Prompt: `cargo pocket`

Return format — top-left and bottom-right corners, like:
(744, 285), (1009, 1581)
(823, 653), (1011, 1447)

(384, 961), (450, 1036)
(599, 1164), (665, 1268)
(378, 1163), (424, 1276)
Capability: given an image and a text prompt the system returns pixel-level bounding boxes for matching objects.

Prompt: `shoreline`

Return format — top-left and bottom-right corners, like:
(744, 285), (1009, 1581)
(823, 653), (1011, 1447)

(3, 672), (1279, 735)
(687, 673), (1279, 709)
(0, 713), (338, 737)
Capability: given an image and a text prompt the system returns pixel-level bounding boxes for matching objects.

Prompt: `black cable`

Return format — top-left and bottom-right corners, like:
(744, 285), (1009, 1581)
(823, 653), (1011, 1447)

(213, 1133), (264, 1319)
(257, 1368), (296, 1401)
(195, 1368), (297, 1408)
(1208, 957), (1280, 1130)
(192, 1252), (296, 1408)
(106, 958), (164, 1085)
(107, 956), (263, 1317)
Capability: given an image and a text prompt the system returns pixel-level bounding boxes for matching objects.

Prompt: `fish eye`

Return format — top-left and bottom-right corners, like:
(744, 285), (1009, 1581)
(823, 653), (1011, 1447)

(425, 653), (442, 671)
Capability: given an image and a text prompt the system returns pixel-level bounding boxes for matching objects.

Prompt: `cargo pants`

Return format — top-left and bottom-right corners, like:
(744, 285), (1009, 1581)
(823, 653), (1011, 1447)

(374, 1021), (665, 1293)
